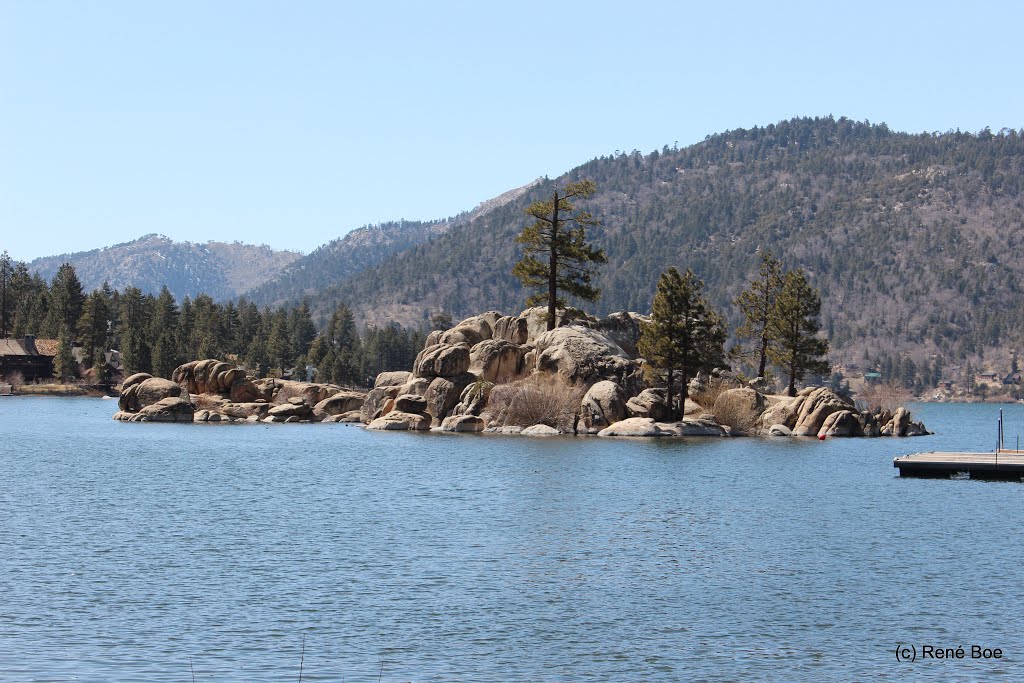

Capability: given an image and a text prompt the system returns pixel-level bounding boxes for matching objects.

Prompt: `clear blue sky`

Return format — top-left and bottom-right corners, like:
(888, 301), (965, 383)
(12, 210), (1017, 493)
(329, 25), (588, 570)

(2, 0), (1022, 262)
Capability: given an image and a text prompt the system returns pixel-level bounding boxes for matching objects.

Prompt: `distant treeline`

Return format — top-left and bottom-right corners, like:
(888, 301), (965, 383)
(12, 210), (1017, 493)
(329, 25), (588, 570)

(0, 256), (422, 386)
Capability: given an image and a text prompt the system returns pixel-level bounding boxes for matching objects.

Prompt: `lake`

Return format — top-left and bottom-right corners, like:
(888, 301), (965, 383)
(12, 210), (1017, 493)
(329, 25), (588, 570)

(1, 397), (1022, 681)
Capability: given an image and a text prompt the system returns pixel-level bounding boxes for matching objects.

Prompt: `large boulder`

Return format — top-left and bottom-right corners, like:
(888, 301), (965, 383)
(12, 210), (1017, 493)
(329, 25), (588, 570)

(625, 388), (670, 422)
(674, 418), (730, 437)
(439, 313), (498, 346)
(219, 402), (271, 419)
(374, 371), (411, 388)
(469, 340), (525, 383)
(597, 417), (670, 437)
(758, 395), (801, 431)
(818, 410), (861, 437)
(312, 391), (366, 420)
(586, 311), (650, 358)
(519, 307), (594, 343)
(267, 397), (314, 420)
(492, 315), (529, 345)
(366, 411), (431, 431)
(580, 380), (627, 432)
(451, 379), (493, 417)
(791, 388), (854, 437)
(172, 359), (257, 399)
(521, 424), (562, 436)
(413, 343), (471, 378)
(119, 376), (181, 412)
(360, 385), (401, 423)
(394, 393), (428, 414)
(424, 373), (476, 425)
(438, 415), (486, 432)
(254, 379), (340, 407)
(534, 325), (645, 394)
(881, 406), (912, 437)
(121, 372), (153, 392)
(132, 396), (195, 423)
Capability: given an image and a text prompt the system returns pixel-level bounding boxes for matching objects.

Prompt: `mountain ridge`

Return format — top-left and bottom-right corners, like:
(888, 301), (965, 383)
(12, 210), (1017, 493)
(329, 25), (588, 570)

(27, 234), (302, 302)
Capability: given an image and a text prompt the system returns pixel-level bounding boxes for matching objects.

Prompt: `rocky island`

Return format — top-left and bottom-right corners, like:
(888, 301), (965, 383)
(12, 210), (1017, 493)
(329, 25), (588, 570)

(113, 308), (930, 439)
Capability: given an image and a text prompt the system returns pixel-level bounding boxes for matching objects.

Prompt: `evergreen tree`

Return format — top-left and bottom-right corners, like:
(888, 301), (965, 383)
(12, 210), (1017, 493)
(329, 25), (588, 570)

(767, 269), (831, 396)
(638, 267), (726, 419)
(512, 179), (607, 331)
(0, 250), (12, 337)
(9, 262), (33, 337)
(119, 287), (152, 375)
(325, 303), (359, 383)
(266, 309), (291, 374)
(77, 291), (109, 370)
(288, 301), (317, 363)
(731, 251), (783, 378)
(150, 286), (181, 377)
(54, 326), (77, 382)
(45, 263), (85, 338)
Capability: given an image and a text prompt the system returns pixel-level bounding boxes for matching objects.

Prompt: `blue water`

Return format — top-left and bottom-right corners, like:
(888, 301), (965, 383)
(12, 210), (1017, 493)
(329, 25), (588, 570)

(1, 398), (1022, 682)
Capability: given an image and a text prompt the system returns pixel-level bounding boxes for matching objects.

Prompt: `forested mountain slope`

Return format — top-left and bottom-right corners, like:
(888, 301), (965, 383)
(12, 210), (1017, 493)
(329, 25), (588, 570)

(297, 117), (1024, 370)
(244, 180), (541, 307)
(29, 235), (300, 302)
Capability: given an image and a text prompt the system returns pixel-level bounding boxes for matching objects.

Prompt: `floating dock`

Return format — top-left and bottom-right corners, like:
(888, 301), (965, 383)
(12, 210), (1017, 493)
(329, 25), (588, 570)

(894, 451), (1024, 480)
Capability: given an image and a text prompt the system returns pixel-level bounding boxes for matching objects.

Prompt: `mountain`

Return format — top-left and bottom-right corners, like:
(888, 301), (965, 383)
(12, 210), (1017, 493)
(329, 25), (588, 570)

(244, 179), (541, 307)
(28, 235), (301, 301)
(285, 116), (1024, 372)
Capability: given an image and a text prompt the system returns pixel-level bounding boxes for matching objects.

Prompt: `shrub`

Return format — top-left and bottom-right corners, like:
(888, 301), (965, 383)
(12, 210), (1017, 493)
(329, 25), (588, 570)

(484, 373), (586, 432)
(1, 371), (25, 390)
(711, 398), (761, 436)
(690, 376), (738, 411)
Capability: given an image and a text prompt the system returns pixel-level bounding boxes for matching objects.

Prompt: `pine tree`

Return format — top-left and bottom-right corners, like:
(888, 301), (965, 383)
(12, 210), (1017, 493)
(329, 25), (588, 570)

(767, 269), (831, 396)
(0, 250), (12, 337)
(77, 291), (109, 370)
(54, 326), (77, 382)
(150, 286), (181, 377)
(288, 301), (317, 363)
(638, 267), (726, 419)
(512, 179), (607, 331)
(119, 287), (152, 375)
(45, 263), (85, 338)
(266, 309), (291, 374)
(731, 251), (783, 378)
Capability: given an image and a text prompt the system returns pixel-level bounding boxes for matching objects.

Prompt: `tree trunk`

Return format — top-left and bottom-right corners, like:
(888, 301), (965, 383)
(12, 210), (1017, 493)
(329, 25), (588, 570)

(547, 191), (559, 331)
(666, 367), (675, 421)
(757, 332), (768, 378)
(787, 351), (797, 397)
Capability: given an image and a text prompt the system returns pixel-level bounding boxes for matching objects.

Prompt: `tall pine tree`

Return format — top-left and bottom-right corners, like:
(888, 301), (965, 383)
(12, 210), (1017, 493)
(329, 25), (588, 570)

(512, 179), (607, 331)
(731, 251), (783, 379)
(638, 267), (726, 419)
(767, 269), (830, 397)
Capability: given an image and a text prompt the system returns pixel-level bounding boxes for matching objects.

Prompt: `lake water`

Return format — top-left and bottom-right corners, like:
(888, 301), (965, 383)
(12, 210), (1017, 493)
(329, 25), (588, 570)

(1, 398), (1022, 681)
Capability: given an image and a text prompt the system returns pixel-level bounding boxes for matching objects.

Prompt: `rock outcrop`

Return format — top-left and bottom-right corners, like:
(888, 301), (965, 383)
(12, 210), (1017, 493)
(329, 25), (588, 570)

(625, 388), (669, 421)
(111, 312), (931, 441)
(598, 417), (670, 437)
(580, 380), (627, 432)
(115, 358), (365, 425)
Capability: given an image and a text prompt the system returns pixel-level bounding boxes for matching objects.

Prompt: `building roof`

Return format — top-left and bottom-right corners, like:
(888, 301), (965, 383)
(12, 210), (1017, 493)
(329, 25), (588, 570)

(0, 337), (60, 357)
(33, 339), (59, 356)
(0, 339), (33, 356)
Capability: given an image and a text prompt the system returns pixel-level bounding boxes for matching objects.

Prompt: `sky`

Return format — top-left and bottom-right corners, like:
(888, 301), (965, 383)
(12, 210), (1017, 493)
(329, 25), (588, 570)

(2, 0), (1023, 262)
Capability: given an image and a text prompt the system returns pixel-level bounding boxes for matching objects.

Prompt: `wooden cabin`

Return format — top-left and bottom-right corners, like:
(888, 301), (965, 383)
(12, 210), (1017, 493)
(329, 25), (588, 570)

(0, 336), (55, 382)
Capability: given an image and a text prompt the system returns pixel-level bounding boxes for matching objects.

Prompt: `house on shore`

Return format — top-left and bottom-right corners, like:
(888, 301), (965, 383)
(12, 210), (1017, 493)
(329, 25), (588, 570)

(0, 336), (55, 382)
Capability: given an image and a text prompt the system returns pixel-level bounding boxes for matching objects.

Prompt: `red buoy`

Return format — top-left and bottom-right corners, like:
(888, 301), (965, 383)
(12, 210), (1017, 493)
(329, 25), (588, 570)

(818, 434), (827, 441)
